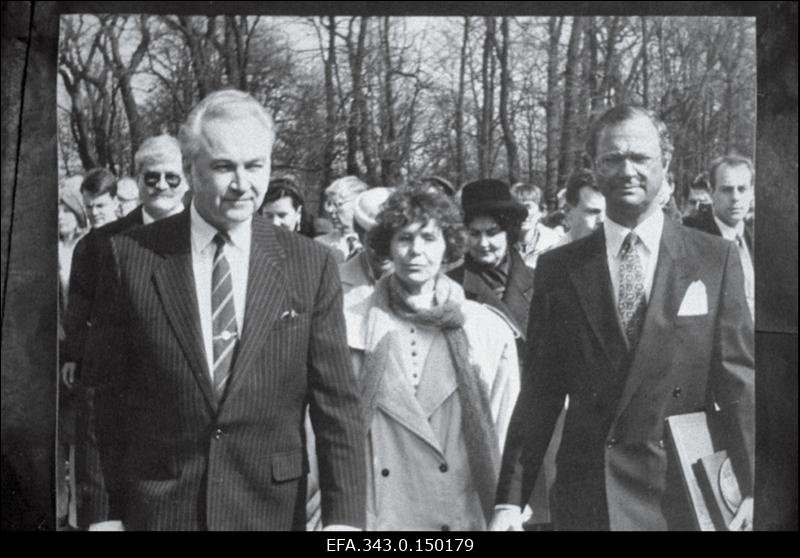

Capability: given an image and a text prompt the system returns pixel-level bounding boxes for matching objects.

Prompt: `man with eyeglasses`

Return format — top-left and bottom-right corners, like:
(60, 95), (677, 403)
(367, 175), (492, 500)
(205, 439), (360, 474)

(315, 176), (368, 263)
(61, 135), (188, 528)
(492, 105), (754, 531)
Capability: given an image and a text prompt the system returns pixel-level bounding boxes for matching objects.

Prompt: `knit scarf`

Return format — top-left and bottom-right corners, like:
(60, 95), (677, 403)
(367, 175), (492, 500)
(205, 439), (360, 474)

(359, 273), (501, 522)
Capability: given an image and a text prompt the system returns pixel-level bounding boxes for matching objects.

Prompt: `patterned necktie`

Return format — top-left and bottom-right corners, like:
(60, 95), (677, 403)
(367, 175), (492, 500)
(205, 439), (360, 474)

(736, 234), (755, 320)
(211, 232), (238, 399)
(618, 232), (647, 350)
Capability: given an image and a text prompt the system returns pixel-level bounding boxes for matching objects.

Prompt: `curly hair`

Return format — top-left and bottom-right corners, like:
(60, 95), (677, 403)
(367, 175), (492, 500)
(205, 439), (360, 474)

(368, 187), (466, 264)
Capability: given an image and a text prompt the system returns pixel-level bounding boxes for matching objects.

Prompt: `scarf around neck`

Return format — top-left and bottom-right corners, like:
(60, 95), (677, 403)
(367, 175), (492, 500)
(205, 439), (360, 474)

(359, 273), (501, 522)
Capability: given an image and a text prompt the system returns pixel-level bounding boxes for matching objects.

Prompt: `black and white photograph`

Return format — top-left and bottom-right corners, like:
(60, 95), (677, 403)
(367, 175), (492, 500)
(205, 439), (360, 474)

(1, 2), (796, 536)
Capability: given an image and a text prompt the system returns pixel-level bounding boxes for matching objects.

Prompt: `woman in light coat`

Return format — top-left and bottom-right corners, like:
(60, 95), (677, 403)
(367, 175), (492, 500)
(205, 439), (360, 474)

(345, 187), (519, 531)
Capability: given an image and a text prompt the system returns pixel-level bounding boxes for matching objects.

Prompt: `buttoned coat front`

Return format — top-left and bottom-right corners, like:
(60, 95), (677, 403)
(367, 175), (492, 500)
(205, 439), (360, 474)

(84, 210), (366, 531)
(496, 218), (755, 530)
(346, 287), (519, 531)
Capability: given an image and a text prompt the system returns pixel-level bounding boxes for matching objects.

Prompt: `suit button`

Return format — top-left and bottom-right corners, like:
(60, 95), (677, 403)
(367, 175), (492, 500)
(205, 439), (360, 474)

(673, 386), (682, 398)
(381, 468), (390, 477)
(85, 320), (93, 327)
(658, 439), (666, 449)
(441, 525), (450, 531)
(439, 463), (448, 473)
(606, 438), (616, 448)
(213, 428), (223, 440)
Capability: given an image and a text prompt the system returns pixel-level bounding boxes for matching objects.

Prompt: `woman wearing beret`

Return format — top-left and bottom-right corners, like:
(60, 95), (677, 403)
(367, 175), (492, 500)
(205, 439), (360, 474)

(347, 187), (519, 530)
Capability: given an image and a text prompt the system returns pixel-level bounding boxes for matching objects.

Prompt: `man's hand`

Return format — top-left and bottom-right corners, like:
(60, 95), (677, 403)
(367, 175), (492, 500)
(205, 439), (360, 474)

(728, 496), (753, 531)
(88, 520), (125, 531)
(61, 362), (78, 390)
(322, 524), (362, 531)
(489, 506), (524, 531)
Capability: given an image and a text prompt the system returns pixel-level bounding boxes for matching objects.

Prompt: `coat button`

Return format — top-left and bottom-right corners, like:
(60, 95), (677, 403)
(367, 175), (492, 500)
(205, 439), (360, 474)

(411, 351), (418, 357)
(673, 386), (682, 397)
(439, 463), (448, 473)
(658, 439), (666, 449)
(213, 428), (223, 440)
(441, 525), (450, 531)
(606, 438), (616, 448)
(381, 468), (390, 477)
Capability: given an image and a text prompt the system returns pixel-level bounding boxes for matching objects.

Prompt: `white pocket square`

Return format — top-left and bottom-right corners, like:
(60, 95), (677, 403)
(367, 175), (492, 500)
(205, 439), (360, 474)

(677, 280), (708, 316)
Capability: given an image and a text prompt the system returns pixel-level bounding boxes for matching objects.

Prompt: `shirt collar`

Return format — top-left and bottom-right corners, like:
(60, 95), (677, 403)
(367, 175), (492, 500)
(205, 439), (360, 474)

(190, 202), (252, 256)
(605, 208), (664, 258)
(713, 214), (744, 241)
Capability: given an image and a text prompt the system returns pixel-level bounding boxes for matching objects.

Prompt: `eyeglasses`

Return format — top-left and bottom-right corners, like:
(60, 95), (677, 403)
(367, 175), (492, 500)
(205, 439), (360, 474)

(324, 198), (354, 211)
(595, 152), (658, 176)
(143, 172), (183, 188)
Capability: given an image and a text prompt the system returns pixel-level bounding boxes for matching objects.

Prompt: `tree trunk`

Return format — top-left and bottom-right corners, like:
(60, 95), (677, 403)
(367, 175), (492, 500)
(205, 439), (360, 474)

(641, 17), (649, 107)
(455, 17), (469, 188)
(558, 16), (585, 190)
(496, 17), (519, 184)
(478, 17), (496, 178)
(321, 16), (337, 213)
(545, 16), (563, 207)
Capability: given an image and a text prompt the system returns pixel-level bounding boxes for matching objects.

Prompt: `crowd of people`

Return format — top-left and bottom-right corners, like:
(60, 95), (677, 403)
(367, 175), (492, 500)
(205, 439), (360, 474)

(57, 89), (755, 531)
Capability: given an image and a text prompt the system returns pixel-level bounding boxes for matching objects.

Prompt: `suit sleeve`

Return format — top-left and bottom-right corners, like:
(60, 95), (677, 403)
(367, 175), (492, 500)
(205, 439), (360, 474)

(710, 242), (755, 496)
(63, 233), (98, 365)
(306, 251), (367, 528)
(82, 236), (132, 519)
(495, 257), (568, 507)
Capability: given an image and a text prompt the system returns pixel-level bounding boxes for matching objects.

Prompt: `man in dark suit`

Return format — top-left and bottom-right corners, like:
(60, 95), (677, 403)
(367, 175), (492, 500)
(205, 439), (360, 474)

(61, 135), (189, 527)
(683, 155), (754, 319)
(491, 105), (754, 531)
(84, 90), (365, 531)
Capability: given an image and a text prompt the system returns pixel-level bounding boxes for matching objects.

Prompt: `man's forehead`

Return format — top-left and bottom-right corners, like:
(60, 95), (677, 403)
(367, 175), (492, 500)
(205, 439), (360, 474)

(140, 156), (183, 173)
(84, 191), (114, 203)
(715, 163), (753, 185)
(597, 115), (660, 152)
(199, 117), (271, 159)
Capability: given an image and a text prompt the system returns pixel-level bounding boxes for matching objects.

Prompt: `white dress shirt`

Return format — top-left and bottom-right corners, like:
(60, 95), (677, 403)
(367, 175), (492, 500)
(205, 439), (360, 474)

(604, 209), (664, 305)
(714, 215), (755, 319)
(190, 203), (251, 379)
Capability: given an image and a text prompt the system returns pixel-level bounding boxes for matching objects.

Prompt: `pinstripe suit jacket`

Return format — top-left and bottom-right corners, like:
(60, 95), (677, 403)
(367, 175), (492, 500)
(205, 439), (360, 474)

(85, 209), (366, 530)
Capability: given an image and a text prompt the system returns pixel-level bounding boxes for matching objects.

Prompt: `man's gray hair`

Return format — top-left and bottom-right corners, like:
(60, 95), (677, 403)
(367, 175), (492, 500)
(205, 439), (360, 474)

(325, 175), (369, 198)
(134, 134), (182, 175)
(179, 89), (275, 167)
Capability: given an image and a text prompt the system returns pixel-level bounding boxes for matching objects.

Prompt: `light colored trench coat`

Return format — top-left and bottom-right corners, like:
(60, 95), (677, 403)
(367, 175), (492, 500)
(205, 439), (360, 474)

(345, 284), (520, 531)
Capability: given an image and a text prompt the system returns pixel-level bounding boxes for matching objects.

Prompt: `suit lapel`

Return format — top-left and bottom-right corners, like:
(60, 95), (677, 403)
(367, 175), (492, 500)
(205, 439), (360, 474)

(568, 229), (629, 372)
(151, 210), (217, 410)
(612, 218), (695, 423)
(219, 217), (288, 407)
(503, 250), (535, 317)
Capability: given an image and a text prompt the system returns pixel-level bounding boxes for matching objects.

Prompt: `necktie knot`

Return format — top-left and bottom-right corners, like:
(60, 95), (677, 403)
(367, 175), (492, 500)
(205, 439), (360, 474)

(213, 231), (230, 250)
(620, 232), (639, 257)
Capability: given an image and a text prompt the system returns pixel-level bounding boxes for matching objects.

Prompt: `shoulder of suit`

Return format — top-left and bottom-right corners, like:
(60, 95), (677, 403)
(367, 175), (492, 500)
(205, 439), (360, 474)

(270, 223), (332, 261)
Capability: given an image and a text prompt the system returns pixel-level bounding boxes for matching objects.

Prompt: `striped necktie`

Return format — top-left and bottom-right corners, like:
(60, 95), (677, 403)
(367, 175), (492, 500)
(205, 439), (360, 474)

(618, 232), (647, 350)
(211, 232), (238, 399)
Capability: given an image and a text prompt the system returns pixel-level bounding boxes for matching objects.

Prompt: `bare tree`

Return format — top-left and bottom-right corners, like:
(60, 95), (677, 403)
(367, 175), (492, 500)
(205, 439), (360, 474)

(558, 16), (585, 190)
(544, 16), (563, 206)
(495, 17), (520, 184)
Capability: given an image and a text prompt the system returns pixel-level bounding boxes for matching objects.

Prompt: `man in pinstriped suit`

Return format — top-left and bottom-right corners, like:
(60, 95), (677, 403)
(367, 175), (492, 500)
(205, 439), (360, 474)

(85, 90), (366, 531)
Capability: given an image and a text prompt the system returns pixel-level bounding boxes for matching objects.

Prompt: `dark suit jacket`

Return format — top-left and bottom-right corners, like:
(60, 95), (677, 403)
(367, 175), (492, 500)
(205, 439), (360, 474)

(447, 249), (534, 341)
(495, 217), (754, 530)
(84, 210), (366, 530)
(63, 206), (144, 364)
(683, 208), (754, 253)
